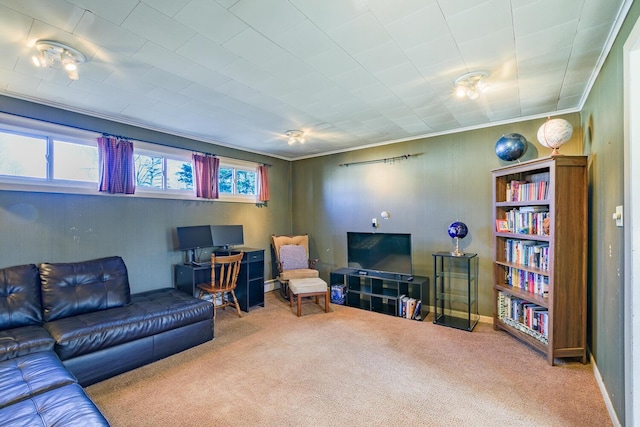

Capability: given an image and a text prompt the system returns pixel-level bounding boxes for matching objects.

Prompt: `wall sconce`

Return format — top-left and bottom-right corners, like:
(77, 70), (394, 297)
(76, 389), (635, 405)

(380, 211), (390, 220)
(31, 40), (86, 80)
(285, 130), (305, 145)
(454, 71), (488, 100)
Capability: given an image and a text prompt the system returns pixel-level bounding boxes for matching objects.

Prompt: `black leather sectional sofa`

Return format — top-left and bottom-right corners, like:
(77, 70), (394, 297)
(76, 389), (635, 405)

(0, 256), (214, 426)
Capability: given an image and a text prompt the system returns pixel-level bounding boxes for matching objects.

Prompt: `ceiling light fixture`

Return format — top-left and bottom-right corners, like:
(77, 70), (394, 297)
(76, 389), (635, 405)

(454, 71), (489, 100)
(285, 130), (305, 145)
(31, 40), (86, 80)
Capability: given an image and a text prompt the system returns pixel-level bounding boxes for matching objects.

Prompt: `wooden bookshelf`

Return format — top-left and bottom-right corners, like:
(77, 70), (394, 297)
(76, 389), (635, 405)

(492, 156), (588, 365)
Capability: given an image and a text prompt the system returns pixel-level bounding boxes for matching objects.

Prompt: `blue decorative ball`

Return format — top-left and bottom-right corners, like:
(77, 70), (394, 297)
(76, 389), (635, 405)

(495, 133), (528, 161)
(448, 221), (468, 239)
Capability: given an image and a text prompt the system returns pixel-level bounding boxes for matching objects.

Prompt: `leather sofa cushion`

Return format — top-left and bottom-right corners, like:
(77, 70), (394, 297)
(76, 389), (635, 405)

(0, 325), (56, 363)
(0, 264), (42, 330)
(0, 383), (109, 427)
(45, 288), (213, 360)
(39, 256), (131, 322)
(0, 351), (76, 409)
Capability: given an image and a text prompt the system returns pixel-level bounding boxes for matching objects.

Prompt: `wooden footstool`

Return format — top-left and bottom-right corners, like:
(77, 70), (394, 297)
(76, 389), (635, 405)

(288, 277), (330, 317)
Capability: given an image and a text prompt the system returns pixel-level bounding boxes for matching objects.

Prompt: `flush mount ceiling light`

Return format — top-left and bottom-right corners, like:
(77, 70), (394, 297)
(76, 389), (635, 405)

(31, 40), (86, 80)
(454, 71), (489, 100)
(285, 130), (305, 145)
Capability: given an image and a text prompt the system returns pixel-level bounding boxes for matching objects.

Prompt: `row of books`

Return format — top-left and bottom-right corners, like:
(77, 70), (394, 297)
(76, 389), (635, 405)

(504, 239), (550, 270)
(503, 207), (549, 236)
(497, 291), (549, 344)
(503, 267), (549, 297)
(398, 296), (422, 320)
(505, 180), (549, 202)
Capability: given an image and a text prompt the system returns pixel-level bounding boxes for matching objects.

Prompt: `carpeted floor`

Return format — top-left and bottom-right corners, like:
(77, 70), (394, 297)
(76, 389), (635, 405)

(86, 291), (612, 426)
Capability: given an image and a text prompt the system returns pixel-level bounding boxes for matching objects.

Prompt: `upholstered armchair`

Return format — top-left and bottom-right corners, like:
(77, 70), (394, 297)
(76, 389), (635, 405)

(271, 234), (319, 299)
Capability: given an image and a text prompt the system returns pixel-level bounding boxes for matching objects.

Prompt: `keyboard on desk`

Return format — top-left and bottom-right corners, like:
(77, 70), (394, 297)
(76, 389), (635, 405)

(192, 262), (211, 267)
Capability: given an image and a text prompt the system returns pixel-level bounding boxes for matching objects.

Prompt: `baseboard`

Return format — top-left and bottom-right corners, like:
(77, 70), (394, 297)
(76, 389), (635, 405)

(591, 354), (622, 426)
(264, 279), (279, 293)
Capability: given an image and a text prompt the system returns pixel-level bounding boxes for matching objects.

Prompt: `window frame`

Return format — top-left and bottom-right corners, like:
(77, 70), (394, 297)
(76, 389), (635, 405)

(0, 113), (261, 203)
(217, 157), (260, 202)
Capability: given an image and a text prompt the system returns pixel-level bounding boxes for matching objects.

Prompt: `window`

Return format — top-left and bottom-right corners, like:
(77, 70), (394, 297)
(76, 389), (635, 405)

(53, 140), (98, 182)
(218, 159), (258, 201)
(0, 132), (47, 179)
(0, 113), (260, 202)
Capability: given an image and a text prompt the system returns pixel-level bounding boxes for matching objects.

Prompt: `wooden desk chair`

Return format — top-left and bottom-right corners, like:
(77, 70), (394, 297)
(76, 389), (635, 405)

(197, 251), (244, 319)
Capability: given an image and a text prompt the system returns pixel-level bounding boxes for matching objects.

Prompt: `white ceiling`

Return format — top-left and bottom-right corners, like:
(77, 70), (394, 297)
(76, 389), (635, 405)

(0, 0), (632, 160)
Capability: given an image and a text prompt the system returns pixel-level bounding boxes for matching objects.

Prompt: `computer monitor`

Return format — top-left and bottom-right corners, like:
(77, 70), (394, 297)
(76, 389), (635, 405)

(176, 225), (214, 263)
(211, 225), (244, 250)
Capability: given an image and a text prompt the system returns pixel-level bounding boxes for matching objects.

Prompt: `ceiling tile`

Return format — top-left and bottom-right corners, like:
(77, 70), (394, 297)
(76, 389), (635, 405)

(0, 0), (85, 33)
(229, 0), (307, 38)
(305, 47), (361, 78)
(0, 5), (33, 45)
(141, 0), (190, 18)
(289, 0), (370, 32)
(174, 0), (247, 45)
(272, 19), (336, 60)
(65, 0), (139, 24)
(121, 3), (195, 51)
(513, 0), (585, 37)
(74, 11), (146, 56)
(176, 35), (238, 71)
(365, 0), (437, 26)
(444, 0), (512, 44)
(328, 12), (391, 55)
(223, 28), (286, 66)
(385, 3), (449, 50)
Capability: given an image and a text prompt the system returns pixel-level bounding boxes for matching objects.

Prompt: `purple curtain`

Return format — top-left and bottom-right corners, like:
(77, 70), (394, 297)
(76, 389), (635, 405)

(97, 136), (135, 194)
(192, 153), (219, 199)
(258, 165), (269, 202)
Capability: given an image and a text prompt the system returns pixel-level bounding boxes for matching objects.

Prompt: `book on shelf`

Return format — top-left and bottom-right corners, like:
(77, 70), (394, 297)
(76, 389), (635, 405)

(505, 178), (549, 202)
(397, 295), (407, 317)
(406, 298), (417, 319)
(505, 209), (550, 235)
(411, 300), (422, 320)
(496, 291), (549, 341)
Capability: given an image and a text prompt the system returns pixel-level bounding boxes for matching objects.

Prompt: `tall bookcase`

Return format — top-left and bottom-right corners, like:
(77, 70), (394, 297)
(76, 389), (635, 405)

(492, 155), (587, 365)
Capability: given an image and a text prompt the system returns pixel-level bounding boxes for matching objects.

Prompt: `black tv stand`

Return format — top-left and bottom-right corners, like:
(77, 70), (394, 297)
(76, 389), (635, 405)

(330, 268), (428, 320)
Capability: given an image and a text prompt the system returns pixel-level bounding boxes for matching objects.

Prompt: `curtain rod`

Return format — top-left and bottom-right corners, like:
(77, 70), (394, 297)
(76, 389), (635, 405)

(338, 154), (414, 167)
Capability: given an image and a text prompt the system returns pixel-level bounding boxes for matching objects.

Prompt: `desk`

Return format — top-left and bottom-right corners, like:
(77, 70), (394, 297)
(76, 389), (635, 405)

(174, 247), (265, 312)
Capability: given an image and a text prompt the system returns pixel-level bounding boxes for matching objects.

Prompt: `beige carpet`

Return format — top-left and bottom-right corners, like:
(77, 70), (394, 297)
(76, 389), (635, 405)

(87, 291), (612, 426)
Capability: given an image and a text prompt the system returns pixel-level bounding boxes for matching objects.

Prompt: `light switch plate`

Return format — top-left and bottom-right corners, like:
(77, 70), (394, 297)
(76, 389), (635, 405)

(615, 205), (623, 227)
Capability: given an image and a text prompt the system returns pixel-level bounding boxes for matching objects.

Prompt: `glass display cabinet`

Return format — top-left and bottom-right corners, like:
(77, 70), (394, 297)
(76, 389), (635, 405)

(432, 252), (479, 331)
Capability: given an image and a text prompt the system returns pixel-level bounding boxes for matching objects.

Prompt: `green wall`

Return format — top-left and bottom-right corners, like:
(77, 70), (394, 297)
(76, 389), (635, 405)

(292, 113), (582, 318)
(0, 96), (292, 292)
(579, 1), (640, 423)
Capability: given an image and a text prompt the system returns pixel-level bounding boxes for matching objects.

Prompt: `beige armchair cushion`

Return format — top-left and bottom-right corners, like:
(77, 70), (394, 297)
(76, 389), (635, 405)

(280, 269), (319, 281)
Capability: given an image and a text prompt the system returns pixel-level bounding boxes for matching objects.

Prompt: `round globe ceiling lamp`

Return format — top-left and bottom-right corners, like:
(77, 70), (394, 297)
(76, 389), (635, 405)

(537, 118), (573, 156)
(285, 130), (305, 145)
(454, 71), (489, 100)
(31, 40), (86, 80)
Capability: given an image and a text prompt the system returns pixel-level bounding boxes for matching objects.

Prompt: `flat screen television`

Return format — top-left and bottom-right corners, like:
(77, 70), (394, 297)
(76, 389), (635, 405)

(347, 232), (412, 276)
(211, 225), (244, 250)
